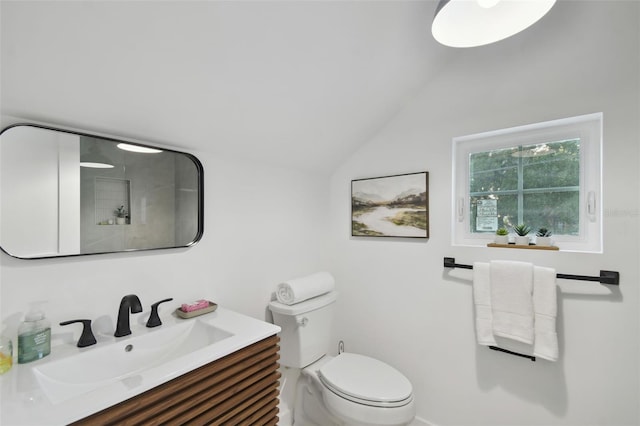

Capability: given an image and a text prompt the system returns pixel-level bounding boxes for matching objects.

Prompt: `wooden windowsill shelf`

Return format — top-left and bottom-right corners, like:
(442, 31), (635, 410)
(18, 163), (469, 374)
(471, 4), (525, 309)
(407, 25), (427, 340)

(487, 243), (559, 251)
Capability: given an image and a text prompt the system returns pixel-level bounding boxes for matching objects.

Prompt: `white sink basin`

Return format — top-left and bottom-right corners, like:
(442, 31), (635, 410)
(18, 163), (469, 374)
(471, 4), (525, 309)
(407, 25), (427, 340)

(32, 319), (233, 404)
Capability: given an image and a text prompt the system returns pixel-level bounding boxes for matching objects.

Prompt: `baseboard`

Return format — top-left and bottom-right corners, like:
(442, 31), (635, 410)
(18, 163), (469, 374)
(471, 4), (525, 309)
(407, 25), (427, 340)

(411, 415), (437, 426)
(279, 407), (433, 426)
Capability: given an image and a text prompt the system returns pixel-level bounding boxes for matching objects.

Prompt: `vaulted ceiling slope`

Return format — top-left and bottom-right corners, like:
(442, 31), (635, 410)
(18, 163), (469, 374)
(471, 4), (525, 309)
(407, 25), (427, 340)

(3, 1), (592, 175)
(1, 0), (451, 173)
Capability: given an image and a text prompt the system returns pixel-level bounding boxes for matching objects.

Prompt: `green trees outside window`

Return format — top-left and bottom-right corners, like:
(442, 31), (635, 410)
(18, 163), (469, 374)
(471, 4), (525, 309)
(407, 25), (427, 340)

(469, 139), (580, 236)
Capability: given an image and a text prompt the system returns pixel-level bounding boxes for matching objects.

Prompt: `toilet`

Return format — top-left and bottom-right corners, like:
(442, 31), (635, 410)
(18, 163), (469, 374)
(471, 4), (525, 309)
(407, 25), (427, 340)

(268, 291), (415, 426)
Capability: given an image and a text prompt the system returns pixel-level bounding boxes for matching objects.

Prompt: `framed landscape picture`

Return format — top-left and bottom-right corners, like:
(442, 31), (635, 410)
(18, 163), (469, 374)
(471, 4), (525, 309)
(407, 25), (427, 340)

(351, 171), (429, 238)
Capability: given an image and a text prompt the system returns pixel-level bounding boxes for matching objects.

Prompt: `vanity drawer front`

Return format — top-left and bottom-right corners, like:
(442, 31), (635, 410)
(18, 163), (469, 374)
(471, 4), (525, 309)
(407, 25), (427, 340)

(72, 335), (281, 426)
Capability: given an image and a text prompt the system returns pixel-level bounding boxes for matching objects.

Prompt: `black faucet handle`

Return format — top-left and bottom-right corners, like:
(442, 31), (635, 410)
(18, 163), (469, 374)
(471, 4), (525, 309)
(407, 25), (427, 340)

(60, 319), (97, 348)
(146, 298), (174, 328)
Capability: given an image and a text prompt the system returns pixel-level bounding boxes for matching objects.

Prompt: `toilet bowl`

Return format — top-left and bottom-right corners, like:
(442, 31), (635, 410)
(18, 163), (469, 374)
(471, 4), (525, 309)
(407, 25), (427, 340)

(313, 353), (414, 426)
(269, 291), (416, 426)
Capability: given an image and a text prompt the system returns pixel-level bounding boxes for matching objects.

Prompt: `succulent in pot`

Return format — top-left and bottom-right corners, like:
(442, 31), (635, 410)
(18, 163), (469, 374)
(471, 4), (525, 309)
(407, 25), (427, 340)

(494, 227), (509, 244)
(114, 205), (128, 225)
(512, 224), (531, 245)
(536, 228), (551, 237)
(536, 227), (552, 246)
(115, 205), (127, 218)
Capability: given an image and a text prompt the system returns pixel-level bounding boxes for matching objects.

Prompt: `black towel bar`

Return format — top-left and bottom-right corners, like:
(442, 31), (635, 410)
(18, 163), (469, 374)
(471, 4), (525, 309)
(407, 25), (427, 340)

(443, 257), (620, 286)
(489, 346), (536, 362)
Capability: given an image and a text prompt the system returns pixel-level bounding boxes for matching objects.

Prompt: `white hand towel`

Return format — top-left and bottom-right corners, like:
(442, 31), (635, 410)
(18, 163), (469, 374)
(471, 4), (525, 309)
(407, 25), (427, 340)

(472, 262), (496, 346)
(276, 272), (335, 305)
(490, 260), (534, 344)
(533, 266), (558, 361)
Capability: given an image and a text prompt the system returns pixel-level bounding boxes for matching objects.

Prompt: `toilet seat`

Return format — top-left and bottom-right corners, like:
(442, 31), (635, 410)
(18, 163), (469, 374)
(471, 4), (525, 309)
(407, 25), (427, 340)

(318, 353), (413, 408)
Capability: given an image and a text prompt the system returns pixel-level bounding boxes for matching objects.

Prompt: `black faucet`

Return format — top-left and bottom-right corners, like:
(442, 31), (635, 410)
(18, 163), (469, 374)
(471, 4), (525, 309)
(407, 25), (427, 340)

(114, 294), (143, 337)
(60, 319), (97, 347)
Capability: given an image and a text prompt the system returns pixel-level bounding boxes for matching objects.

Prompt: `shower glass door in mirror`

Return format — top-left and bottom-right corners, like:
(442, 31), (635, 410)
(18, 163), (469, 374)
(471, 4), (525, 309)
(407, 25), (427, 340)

(0, 124), (204, 259)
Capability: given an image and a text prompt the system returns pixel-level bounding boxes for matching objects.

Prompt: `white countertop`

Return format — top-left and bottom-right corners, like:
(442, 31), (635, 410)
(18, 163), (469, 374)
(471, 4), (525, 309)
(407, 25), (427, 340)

(0, 307), (280, 425)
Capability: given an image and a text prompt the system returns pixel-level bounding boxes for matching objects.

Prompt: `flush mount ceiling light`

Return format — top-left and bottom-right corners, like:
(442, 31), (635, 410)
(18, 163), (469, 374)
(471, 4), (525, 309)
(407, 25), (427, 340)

(117, 143), (162, 154)
(80, 161), (114, 169)
(432, 0), (556, 48)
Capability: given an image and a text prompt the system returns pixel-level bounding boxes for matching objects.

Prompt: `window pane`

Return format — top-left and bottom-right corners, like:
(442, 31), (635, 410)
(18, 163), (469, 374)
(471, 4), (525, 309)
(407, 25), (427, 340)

(522, 139), (580, 189)
(523, 191), (579, 236)
(470, 194), (517, 233)
(469, 147), (519, 193)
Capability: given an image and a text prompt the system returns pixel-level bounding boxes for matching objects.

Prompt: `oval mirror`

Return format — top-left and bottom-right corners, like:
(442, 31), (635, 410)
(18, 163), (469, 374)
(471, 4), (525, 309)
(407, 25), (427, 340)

(0, 124), (204, 259)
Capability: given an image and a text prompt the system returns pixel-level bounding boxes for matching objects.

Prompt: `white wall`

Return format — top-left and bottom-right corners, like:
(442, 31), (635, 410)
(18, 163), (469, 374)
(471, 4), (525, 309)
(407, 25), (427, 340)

(329, 1), (639, 425)
(0, 147), (331, 350)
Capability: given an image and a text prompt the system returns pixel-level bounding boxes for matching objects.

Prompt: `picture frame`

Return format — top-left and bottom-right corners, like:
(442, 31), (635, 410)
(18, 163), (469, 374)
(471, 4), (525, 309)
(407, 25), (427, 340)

(351, 171), (429, 238)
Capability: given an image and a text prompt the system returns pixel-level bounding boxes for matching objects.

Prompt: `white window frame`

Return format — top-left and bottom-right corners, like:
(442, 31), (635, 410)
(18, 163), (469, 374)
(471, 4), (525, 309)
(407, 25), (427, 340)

(452, 113), (602, 253)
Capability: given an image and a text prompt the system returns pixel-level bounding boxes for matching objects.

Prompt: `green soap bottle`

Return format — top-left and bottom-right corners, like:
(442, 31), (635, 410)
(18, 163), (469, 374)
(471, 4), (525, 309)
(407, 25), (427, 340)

(17, 310), (51, 364)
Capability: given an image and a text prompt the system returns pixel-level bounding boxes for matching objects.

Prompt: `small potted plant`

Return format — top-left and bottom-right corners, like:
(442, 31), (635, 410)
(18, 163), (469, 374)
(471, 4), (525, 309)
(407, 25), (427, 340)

(115, 205), (128, 225)
(536, 228), (552, 246)
(495, 227), (509, 245)
(512, 224), (531, 246)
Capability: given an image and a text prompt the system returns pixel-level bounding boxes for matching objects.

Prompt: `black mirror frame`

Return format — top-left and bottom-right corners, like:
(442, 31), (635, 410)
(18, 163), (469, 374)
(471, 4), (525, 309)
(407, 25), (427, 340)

(0, 123), (205, 259)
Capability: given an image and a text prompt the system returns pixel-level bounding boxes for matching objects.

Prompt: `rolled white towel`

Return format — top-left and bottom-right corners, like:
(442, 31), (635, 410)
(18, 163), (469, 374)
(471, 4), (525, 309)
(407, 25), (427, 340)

(276, 272), (335, 305)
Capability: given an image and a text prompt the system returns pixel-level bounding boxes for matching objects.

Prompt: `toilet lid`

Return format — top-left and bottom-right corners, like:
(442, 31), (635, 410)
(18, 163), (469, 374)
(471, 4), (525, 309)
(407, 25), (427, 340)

(318, 353), (413, 407)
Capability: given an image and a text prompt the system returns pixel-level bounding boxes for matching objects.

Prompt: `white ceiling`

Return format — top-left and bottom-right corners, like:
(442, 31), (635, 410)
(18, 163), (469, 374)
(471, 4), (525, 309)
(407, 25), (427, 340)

(1, 0), (454, 174)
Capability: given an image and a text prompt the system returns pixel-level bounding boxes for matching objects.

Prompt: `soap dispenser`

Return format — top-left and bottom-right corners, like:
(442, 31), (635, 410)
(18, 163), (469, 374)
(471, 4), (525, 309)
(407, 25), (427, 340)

(18, 307), (51, 364)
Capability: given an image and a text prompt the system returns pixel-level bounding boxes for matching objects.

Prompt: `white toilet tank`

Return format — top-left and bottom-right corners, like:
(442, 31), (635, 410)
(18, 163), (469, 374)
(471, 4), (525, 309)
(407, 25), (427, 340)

(269, 291), (337, 368)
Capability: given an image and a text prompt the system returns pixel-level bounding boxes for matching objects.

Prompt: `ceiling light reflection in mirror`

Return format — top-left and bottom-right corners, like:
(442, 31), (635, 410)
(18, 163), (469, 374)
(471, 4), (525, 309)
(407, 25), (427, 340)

(117, 143), (163, 154)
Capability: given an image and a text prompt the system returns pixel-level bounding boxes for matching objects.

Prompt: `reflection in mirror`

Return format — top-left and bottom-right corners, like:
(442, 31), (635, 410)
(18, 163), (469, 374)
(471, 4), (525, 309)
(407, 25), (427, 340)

(0, 124), (204, 259)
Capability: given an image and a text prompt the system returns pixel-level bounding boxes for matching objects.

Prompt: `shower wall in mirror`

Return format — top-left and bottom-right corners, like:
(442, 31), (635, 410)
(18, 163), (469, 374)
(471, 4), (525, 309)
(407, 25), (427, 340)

(0, 124), (204, 259)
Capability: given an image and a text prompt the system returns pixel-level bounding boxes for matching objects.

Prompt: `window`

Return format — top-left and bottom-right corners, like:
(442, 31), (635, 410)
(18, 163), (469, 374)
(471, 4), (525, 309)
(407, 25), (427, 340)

(452, 113), (602, 252)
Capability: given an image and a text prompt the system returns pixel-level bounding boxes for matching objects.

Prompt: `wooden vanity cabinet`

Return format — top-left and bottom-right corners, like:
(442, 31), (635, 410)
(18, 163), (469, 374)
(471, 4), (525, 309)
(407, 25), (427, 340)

(72, 335), (280, 426)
